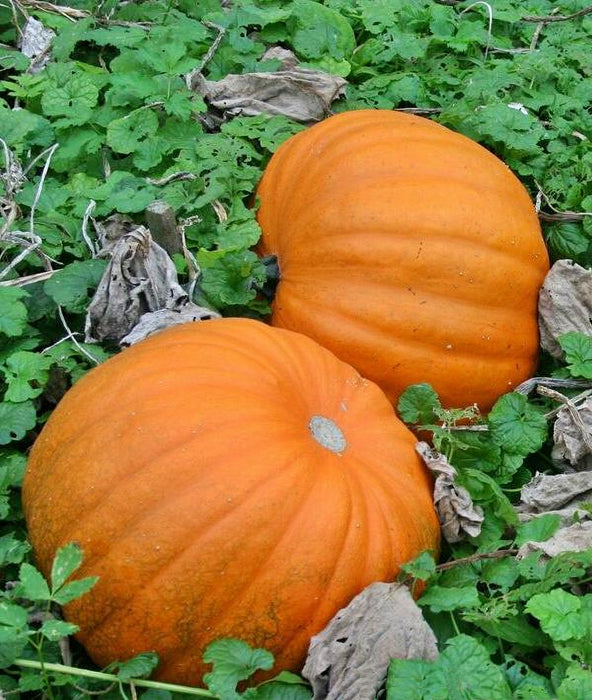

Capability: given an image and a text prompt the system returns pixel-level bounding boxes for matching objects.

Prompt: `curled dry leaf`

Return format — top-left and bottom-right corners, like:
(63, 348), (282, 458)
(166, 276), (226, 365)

(538, 259), (592, 358)
(551, 396), (592, 471)
(190, 67), (346, 123)
(85, 221), (219, 343)
(20, 17), (54, 73)
(120, 307), (219, 346)
(416, 442), (484, 543)
(517, 521), (592, 559)
(517, 471), (592, 524)
(302, 582), (438, 700)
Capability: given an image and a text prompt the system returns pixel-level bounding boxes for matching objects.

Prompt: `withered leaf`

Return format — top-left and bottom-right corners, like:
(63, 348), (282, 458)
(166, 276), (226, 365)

(302, 582), (438, 700)
(85, 223), (218, 343)
(551, 396), (592, 471)
(120, 306), (219, 346)
(20, 17), (54, 72)
(517, 521), (592, 559)
(517, 471), (592, 525)
(416, 442), (484, 543)
(190, 67), (346, 123)
(539, 259), (592, 359)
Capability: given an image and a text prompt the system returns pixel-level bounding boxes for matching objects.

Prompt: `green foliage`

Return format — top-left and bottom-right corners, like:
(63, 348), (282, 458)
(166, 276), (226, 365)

(203, 639), (313, 699)
(1, 0), (590, 697)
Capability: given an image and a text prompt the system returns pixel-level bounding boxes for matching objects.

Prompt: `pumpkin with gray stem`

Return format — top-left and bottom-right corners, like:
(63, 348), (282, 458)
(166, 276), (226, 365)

(23, 317), (440, 686)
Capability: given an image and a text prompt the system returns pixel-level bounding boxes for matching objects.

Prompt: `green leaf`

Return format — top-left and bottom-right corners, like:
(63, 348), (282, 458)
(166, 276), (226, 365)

(50, 542), (84, 591)
(39, 618), (79, 642)
(2, 351), (51, 402)
(488, 393), (547, 457)
(203, 639), (274, 700)
(525, 589), (583, 642)
(0, 603), (29, 669)
(41, 72), (99, 124)
(0, 532), (30, 567)
(401, 551), (437, 581)
(557, 665), (592, 700)
(43, 260), (107, 313)
(108, 652), (160, 682)
(52, 576), (99, 606)
(197, 250), (267, 310)
(470, 614), (550, 648)
(0, 401), (37, 445)
(18, 562), (51, 602)
(0, 288), (29, 337)
(290, 0), (356, 62)
(514, 514), (562, 547)
(387, 634), (512, 700)
(397, 383), (441, 425)
(418, 585), (480, 613)
(107, 108), (159, 154)
(559, 331), (592, 379)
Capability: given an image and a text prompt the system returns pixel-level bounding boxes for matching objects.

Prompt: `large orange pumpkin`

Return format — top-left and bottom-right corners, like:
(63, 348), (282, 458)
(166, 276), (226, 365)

(256, 109), (550, 412)
(23, 318), (439, 686)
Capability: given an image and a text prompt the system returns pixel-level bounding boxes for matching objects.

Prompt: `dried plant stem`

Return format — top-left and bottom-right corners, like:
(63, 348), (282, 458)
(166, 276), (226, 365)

(435, 548), (520, 572)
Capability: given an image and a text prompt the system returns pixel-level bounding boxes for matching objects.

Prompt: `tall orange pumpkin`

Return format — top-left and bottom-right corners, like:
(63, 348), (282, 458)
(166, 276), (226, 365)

(23, 318), (439, 686)
(256, 109), (550, 412)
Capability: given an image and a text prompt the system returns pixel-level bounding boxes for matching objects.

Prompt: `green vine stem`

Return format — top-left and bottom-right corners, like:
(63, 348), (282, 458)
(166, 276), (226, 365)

(12, 659), (217, 698)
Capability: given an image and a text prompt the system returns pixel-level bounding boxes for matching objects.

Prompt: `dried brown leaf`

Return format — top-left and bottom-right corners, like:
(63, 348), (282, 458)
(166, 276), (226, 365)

(190, 67), (346, 123)
(551, 397), (592, 471)
(517, 471), (592, 524)
(517, 521), (592, 559)
(85, 222), (219, 343)
(539, 259), (592, 358)
(302, 582), (438, 700)
(120, 307), (219, 345)
(416, 442), (484, 543)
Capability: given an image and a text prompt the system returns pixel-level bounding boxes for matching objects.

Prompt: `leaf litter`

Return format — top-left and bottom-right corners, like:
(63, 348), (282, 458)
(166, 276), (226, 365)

(302, 582), (438, 700)
(85, 215), (219, 345)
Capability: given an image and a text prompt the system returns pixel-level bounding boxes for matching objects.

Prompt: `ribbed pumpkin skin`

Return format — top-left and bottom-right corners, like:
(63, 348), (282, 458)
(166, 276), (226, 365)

(23, 318), (439, 686)
(256, 109), (550, 411)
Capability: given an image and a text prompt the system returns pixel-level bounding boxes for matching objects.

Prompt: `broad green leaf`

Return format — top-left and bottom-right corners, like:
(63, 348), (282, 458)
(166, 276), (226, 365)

(397, 383), (441, 425)
(387, 635), (512, 700)
(203, 639), (274, 700)
(0, 401), (36, 445)
(514, 514), (562, 547)
(41, 74), (99, 123)
(557, 665), (592, 700)
(43, 259), (107, 313)
(418, 585), (480, 613)
(107, 108), (159, 154)
(488, 393), (547, 457)
(401, 551), (437, 581)
(108, 652), (159, 682)
(290, 0), (356, 61)
(0, 288), (29, 337)
(525, 589), (582, 642)
(559, 332), (592, 379)
(2, 351), (51, 402)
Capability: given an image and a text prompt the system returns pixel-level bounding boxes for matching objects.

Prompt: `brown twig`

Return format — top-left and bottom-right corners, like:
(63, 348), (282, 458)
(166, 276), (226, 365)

(435, 548), (520, 572)
(522, 6), (592, 22)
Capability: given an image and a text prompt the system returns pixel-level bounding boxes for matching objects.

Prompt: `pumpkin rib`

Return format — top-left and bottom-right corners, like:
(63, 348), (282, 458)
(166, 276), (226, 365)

(273, 288), (538, 361)
(160, 449), (362, 675)
(70, 438), (325, 638)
